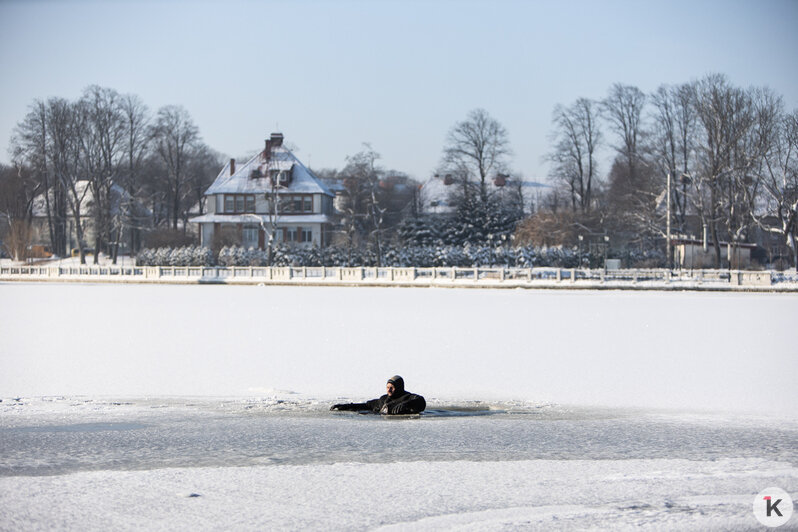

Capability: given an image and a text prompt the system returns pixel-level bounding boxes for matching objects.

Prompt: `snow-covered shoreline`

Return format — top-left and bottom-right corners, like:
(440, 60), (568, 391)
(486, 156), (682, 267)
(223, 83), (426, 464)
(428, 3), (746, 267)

(3, 255), (797, 292)
(2, 267), (796, 292)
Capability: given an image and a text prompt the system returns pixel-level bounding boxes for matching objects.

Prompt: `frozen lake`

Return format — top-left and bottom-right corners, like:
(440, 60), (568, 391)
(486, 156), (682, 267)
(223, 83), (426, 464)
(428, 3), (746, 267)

(1, 283), (797, 529)
(1, 397), (796, 530)
(2, 283), (797, 411)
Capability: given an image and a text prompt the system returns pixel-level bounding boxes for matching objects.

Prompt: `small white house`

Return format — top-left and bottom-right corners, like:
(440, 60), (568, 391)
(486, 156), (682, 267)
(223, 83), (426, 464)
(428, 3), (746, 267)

(191, 133), (335, 249)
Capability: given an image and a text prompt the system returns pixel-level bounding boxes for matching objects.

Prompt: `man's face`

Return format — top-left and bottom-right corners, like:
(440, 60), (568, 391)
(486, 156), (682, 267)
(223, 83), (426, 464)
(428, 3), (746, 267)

(386, 383), (395, 397)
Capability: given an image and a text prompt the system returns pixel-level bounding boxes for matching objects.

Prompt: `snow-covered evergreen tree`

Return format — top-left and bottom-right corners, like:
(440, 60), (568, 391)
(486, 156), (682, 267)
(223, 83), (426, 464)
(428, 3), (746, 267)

(398, 216), (440, 246)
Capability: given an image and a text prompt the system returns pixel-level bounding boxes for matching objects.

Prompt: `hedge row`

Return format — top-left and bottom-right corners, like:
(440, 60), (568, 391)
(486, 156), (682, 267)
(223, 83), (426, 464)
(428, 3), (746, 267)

(136, 244), (666, 269)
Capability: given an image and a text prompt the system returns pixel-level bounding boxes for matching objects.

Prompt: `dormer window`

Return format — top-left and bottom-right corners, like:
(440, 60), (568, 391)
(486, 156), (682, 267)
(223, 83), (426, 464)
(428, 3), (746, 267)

(269, 166), (294, 187)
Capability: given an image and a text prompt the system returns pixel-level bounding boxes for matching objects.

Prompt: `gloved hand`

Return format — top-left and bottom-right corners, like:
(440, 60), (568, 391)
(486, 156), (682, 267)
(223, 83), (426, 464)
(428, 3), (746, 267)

(380, 404), (389, 415)
(330, 404), (344, 411)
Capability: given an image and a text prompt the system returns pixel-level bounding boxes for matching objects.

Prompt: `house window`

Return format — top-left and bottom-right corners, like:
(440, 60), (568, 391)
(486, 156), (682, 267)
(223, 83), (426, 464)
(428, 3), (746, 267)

(224, 194), (256, 213)
(285, 227), (312, 243)
(280, 195), (313, 214)
(242, 225), (259, 246)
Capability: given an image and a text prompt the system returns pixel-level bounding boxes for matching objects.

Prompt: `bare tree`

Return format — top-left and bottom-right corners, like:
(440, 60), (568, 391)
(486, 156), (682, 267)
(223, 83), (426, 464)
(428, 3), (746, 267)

(602, 83), (647, 185)
(650, 83), (698, 232)
(11, 100), (69, 256)
(150, 105), (200, 230)
(693, 74), (760, 267)
(752, 106), (798, 270)
(13, 97), (93, 263)
(0, 163), (39, 260)
(647, 83), (700, 265)
(342, 144), (386, 265)
(603, 84), (655, 247)
(723, 87), (783, 266)
(48, 98), (91, 264)
(79, 86), (125, 263)
(116, 93), (151, 260)
(443, 108), (511, 207)
(547, 98), (602, 213)
(185, 144), (223, 222)
(604, 157), (660, 248)
(12, 99), (86, 260)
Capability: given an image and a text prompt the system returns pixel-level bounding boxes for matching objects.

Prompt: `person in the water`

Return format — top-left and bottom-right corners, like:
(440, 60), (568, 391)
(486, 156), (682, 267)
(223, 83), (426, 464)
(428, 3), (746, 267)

(330, 375), (426, 415)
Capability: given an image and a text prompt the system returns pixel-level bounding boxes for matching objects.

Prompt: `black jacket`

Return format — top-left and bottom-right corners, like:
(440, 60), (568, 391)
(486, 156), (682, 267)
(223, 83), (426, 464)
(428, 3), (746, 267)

(332, 390), (426, 415)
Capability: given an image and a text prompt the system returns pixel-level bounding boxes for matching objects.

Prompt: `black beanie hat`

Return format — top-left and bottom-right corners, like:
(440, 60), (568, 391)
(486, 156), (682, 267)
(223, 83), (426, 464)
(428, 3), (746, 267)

(387, 375), (405, 391)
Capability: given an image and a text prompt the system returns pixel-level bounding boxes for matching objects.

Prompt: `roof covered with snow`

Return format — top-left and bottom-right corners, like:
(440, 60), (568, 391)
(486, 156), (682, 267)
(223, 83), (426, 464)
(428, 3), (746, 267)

(206, 141), (333, 197)
(418, 175), (456, 214)
(190, 213), (334, 225)
(32, 180), (150, 218)
(419, 175), (550, 214)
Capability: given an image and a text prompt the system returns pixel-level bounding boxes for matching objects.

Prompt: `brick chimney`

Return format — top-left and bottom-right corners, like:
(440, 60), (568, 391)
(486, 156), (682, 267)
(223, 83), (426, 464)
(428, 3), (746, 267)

(264, 139), (272, 164)
(230, 158), (236, 176)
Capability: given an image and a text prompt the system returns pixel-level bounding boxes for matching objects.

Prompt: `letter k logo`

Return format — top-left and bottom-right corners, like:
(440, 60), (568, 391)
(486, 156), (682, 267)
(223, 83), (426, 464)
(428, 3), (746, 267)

(755, 488), (792, 527)
(765, 496), (783, 518)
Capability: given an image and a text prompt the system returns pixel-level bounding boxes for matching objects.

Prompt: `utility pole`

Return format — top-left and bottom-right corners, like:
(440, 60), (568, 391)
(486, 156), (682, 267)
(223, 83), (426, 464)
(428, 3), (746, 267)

(666, 172), (672, 269)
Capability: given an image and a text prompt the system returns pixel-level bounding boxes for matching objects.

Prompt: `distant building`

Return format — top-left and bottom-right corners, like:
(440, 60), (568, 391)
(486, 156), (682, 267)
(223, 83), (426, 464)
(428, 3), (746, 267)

(418, 173), (549, 215)
(191, 133), (335, 249)
(418, 174), (457, 215)
(672, 238), (755, 269)
(30, 180), (151, 256)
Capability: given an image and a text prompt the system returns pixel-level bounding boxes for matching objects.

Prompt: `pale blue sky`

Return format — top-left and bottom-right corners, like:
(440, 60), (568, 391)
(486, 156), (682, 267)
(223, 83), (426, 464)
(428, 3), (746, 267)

(1, 0), (796, 181)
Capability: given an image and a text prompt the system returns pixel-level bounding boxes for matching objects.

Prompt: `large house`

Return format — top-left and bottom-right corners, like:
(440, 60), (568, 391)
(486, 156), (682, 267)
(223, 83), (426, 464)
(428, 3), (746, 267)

(192, 133), (335, 249)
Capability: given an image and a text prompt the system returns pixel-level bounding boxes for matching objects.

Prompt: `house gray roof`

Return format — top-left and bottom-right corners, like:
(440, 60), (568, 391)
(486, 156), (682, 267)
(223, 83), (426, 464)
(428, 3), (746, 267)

(206, 144), (333, 197)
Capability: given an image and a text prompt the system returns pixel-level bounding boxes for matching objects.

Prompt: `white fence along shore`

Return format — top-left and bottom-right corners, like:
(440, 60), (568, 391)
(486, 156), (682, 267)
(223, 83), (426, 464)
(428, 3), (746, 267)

(1, 264), (795, 291)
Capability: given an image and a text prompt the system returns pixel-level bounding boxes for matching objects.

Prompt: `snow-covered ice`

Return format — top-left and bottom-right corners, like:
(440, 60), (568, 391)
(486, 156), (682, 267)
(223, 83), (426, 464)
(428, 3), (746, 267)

(2, 283), (796, 411)
(2, 397), (796, 531)
(1, 283), (797, 530)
